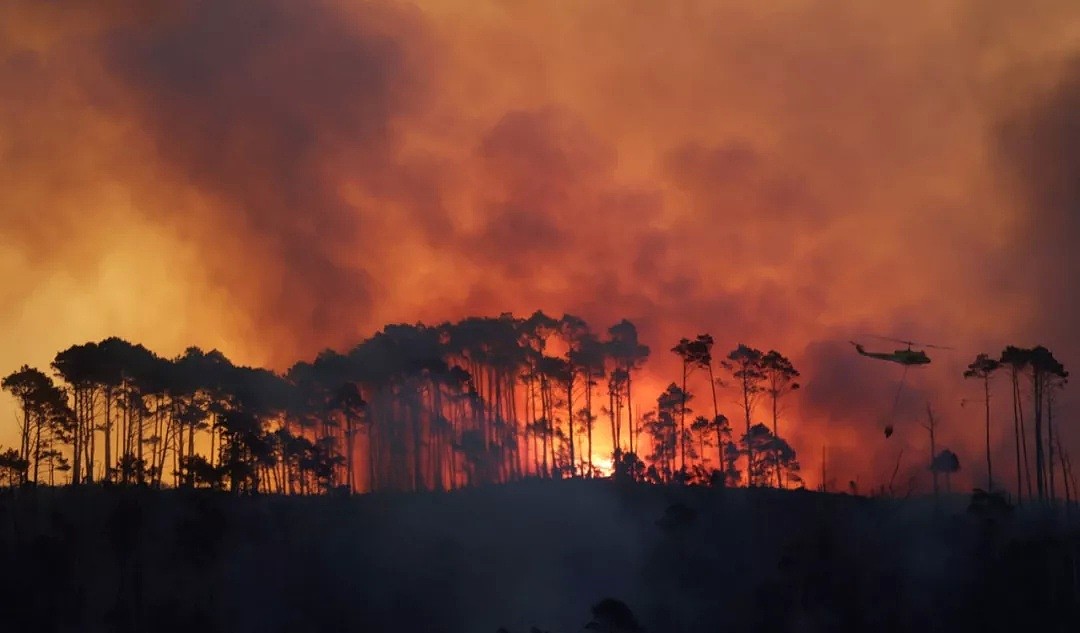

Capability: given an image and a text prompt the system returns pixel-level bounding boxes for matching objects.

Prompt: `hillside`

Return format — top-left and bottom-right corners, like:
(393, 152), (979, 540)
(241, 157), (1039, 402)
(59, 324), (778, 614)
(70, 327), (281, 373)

(1, 481), (1077, 632)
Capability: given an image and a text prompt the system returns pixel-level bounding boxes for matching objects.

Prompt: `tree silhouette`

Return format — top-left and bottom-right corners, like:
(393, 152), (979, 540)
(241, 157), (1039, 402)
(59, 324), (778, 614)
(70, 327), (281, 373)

(671, 335), (713, 472)
(649, 383), (691, 481)
(1000, 346), (1033, 502)
(722, 345), (766, 486)
(607, 319), (650, 457)
(0, 447), (28, 487)
(1047, 371), (1068, 502)
(329, 381), (366, 493)
(740, 423), (801, 489)
(1026, 346), (1067, 501)
(5, 311), (1070, 501)
(761, 350), (800, 488)
(576, 332), (606, 476)
(931, 449), (961, 493)
(559, 313), (590, 477)
(2, 366), (71, 485)
(51, 343), (101, 485)
(964, 353), (1001, 491)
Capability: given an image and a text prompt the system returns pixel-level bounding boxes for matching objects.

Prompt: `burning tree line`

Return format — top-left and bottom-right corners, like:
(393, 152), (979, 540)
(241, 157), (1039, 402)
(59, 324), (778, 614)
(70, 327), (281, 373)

(0, 312), (803, 494)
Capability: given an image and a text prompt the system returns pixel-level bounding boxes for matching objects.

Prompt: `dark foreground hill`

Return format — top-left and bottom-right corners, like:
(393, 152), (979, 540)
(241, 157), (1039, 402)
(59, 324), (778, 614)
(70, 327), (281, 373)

(0, 481), (1078, 633)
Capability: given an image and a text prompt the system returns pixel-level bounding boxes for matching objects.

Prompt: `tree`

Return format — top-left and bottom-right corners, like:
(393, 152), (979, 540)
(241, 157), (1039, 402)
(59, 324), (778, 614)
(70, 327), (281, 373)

(964, 353), (1001, 491)
(1047, 372), (1068, 502)
(612, 450), (645, 483)
(1000, 346), (1033, 502)
(1027, 346), (1067, 501)
(607, 320), (650, 456)
(648, 384), (690, 481)
(739, 423), (801, 489)
(0, 448), (28, 487)
(51, 343), (102, 485)
(931, 449), (961, 494)
(722, 344), (766, 486)
(761, 350), (800, 488)
(577, 333), (606, 476)
(559, 314), (590, 477)
(671, 335), (713, 471)
(2, 366), (70, 484)
(2, 366), (52, 483)
(924, 404), (940, 496)
(329, 382), (366, 493)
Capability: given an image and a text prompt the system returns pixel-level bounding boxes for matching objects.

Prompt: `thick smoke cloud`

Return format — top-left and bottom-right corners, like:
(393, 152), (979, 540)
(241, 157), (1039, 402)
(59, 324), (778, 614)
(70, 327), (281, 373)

(2, 0), (1080, 490)
(997, 56), (1080, 344)
(97, 0), (440, 353)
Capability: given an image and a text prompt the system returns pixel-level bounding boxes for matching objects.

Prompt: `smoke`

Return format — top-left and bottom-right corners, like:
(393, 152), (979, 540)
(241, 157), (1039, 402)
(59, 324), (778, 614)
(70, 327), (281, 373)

(996, 56), (1080, 348)
(2, 0), (1080, 489)
(96, 0), (442, 355)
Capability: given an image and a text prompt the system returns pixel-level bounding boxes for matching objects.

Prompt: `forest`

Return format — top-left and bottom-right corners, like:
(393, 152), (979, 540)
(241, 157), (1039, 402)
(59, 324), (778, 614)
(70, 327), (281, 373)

(1, 310), (1073, 505)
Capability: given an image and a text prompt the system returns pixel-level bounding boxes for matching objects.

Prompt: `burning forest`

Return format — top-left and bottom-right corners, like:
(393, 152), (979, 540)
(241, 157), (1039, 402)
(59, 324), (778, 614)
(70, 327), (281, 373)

(2, 311), (1075, 508)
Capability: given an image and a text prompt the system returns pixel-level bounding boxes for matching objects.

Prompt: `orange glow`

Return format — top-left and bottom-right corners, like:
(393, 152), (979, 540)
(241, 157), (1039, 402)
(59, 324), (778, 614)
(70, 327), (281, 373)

(2, 0), (1080, 494)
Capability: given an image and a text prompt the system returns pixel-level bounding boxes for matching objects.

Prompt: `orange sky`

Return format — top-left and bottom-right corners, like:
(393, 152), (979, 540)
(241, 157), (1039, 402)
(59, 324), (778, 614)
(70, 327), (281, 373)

(2, 0), (1079, 492)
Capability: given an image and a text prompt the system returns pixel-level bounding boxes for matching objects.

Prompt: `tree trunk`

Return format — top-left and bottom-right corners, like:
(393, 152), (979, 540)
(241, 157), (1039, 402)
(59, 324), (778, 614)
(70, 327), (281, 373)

(1034, 371), (1045, 501)
(1017, 376), (1033, 499)
(32, 409), (41, 483)
(346, 412), (355, 494)
(85, 393), (95, 484)
(708, 364), (721, 475)
(104, 388), (113, 482)
(927, 404), (938, 498)
(1057, 436), (1068, 506)
(71, 390), (81, 486)
(137, 398), (144, 484)
(567, 367), (575, 477)
(984, 376), (992, 491)
(625, 364), (634, 456)
(743, 377), (753, 487)
(772, 390), (781, 488)
(585, 374), (593, 475)
(1048, 386), (1056, 502)
(1012, 371), (1022, 503)
(608, 379), (617, 460)
(715, 424), (724, 479)
(19, 398), (30, 474)
(680, 361), (688, 473)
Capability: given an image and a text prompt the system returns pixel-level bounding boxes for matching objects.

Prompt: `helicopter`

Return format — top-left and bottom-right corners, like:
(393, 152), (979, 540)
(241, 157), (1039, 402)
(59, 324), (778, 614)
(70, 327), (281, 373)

(849, 336), (953, 439)
(849, 336), (952, 366)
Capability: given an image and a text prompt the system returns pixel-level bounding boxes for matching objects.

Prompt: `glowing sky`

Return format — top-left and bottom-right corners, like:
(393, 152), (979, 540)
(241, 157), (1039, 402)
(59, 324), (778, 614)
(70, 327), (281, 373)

(2, 0), (1079, 491)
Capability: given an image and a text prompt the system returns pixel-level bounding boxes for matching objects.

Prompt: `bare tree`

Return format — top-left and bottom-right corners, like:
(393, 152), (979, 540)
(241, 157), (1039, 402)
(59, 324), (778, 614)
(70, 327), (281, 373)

(964, 353), (1001, 491)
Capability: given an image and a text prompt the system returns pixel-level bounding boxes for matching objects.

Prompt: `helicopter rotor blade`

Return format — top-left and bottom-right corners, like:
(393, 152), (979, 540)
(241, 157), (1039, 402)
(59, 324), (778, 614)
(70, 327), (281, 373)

(870, 335), (915, 346)
(869, 334), (954, 350)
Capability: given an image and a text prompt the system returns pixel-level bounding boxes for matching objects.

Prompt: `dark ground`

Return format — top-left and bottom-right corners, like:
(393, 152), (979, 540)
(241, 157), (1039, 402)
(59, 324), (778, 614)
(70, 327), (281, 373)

(0, 481), (1078, 632)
